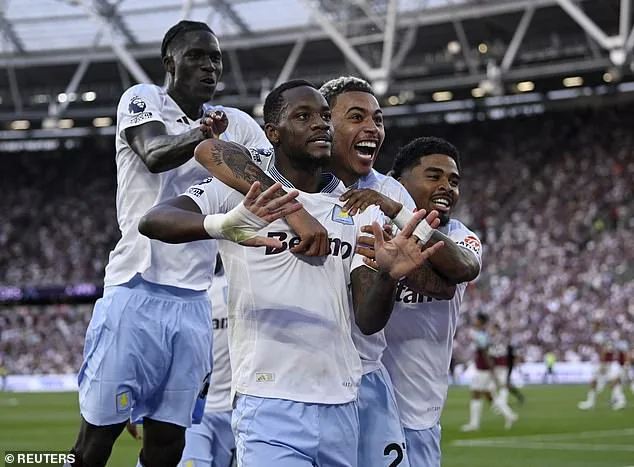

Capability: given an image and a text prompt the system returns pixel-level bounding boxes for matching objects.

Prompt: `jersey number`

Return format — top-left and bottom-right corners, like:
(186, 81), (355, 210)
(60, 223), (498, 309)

(384, 443), (405, 467)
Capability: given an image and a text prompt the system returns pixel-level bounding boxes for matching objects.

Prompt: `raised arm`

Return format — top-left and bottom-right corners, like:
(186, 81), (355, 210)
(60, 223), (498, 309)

(125, 109), (227, 174)
(194, 138), (330, 256)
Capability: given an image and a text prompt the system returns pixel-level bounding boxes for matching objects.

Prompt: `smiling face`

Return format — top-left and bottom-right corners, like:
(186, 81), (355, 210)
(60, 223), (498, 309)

(329, 91), (385, 184)
(164, 30), (223, 102)
(266, 85), (333, 168)
(398, 154), (461, 226)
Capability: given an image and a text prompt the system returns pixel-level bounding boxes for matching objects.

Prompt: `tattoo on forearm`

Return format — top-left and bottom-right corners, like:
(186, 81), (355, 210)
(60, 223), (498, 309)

(406, 263), (456, 298)
(208, 142), (288, 199)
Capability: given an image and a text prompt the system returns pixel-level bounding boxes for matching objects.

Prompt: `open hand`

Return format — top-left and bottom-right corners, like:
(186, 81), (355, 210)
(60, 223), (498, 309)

(372, 209), (445, 279)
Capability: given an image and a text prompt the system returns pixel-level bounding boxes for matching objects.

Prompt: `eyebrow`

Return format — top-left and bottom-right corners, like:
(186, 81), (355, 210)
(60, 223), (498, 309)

(424, 166), (461, 178)
(345, 106), (383, 115)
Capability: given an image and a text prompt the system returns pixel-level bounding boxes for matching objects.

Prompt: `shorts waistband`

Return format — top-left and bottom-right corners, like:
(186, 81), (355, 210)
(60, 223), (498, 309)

(118, 274), (208, 300)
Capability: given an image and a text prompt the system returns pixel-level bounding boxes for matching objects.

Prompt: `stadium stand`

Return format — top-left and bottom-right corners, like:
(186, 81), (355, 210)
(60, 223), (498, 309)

(1, 104), (632, 373)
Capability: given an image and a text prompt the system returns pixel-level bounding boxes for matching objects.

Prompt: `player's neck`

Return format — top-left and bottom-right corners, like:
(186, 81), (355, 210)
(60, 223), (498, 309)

(327, 159), (359, 187)
(273, 157), (323, 193)
(167, 87), (204, 121)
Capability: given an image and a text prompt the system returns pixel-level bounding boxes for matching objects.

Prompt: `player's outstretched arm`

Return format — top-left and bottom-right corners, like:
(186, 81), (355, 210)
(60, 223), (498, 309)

(126, 111), (227, 174)
(139, 182), (301, 248)
(194, 138), (330, 256)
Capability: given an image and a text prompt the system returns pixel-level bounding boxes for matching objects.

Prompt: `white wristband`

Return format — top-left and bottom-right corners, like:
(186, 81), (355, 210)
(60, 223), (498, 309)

(203, 201), (269, 243)
(391, 205), (434, 244)
(392, 205), (413, 231)
(203, 214), (227, 239)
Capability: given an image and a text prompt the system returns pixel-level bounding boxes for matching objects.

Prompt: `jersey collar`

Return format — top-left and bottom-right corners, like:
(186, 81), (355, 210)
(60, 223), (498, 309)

(268, 164), (341, 194)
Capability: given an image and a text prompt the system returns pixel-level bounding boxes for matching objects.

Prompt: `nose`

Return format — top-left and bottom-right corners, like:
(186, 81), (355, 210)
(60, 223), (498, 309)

(201, 56), (216, 72)
(312, 116), (330, 130)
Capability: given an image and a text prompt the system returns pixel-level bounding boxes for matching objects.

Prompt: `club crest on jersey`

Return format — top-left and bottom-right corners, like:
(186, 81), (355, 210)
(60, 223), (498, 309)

(457, 235), (481, 255)
(331, 205), (354, 225)
(116, 391), (131, 413)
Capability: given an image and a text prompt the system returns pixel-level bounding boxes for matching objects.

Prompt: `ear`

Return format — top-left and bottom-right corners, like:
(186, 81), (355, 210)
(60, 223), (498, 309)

(162, 55), (175, 74)
(264, 123), (280, 146)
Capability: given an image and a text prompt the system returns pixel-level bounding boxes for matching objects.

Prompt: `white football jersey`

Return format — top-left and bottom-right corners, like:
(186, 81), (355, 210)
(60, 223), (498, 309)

(383, 219), (483, 430)
(104, 83), (271, 290)
(205, 271), (232, 413)
(184, 165), (383, 404)
(349, 169), (417, 374)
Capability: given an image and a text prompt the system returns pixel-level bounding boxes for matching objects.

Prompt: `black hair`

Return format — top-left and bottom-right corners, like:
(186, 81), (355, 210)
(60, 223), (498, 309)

(263, 79), (317, 125)
(319, 76), (374, 107)
(390, 136), (461, 179)
(476, 313), (489, 325)
(161, 20), (215, 59)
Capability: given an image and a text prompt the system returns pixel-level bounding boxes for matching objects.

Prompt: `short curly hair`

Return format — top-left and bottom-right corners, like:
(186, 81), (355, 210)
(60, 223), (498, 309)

(319, 76), (375, 107)
(263, 79), (317, 125)
(390, 136), (461, 179)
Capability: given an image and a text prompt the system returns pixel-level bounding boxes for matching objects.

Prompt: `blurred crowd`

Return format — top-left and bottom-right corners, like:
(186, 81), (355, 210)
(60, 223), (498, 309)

(1, 104), (633, 374)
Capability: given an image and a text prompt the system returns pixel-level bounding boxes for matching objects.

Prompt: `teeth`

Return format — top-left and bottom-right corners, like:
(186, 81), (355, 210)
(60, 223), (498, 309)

(432, 199), (450, 207)
(356, 141), (377, 148)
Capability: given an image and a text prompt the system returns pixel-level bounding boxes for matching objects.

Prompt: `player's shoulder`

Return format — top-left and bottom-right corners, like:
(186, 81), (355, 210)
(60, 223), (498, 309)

(448, 218), (482, 253)
(119, 83), (164, 103)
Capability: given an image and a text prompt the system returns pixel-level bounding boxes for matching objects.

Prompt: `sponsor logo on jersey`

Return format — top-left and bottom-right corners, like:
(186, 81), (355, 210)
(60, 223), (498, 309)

(331, 205), (354, 225)
(176, 115), (190, 125)
(116, 391), (131, 413)
(213, 317), (228, 330)
(187, 187), (204, 197)
(395, 282), (435, 303)
(265, 232), (353, 258)
(457, 235), (481, 255)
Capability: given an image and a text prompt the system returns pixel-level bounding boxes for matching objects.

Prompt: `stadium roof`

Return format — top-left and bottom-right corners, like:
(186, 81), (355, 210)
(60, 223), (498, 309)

(0, 0), (633, 125)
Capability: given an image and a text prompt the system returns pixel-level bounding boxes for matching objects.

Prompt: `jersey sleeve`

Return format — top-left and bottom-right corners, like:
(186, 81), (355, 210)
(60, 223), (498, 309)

(350, 206), (384, 273)
(449, 224), (483, 268)
(116, 84), (165, 138)
(247, 147), (276, 171)
(231, 109), (271, 148)
(182, 177), (244, 215)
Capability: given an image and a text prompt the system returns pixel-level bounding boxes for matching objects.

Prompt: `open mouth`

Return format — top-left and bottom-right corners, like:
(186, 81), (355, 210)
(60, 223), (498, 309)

(354, 140), (377, 161)
(431, 195), (452, 211)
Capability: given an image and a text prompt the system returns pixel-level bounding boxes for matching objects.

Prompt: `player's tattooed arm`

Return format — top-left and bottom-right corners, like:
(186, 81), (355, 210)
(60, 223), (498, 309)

(420, 230), (480, 284)
(195, 139), (288, 199)
(351, 267), (397, 336)
(403, 263), (456, 300)
(195, 139), (330, 256)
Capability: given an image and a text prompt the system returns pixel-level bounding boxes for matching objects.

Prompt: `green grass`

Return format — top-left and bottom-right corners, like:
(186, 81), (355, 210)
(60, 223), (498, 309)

(1, 385), (632, 466)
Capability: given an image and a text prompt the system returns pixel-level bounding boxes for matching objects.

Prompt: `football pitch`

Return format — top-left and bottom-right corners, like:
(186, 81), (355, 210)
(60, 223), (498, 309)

(0, 385), (632, 467)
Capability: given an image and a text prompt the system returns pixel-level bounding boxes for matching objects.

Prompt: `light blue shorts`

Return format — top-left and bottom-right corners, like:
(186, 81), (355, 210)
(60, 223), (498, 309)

(358, 366), (409, 467)
(78, 274), (212, 428)
(404, 424), (441, 467)
(178, 411), (235, 467)
(232, 394), (359, 467)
